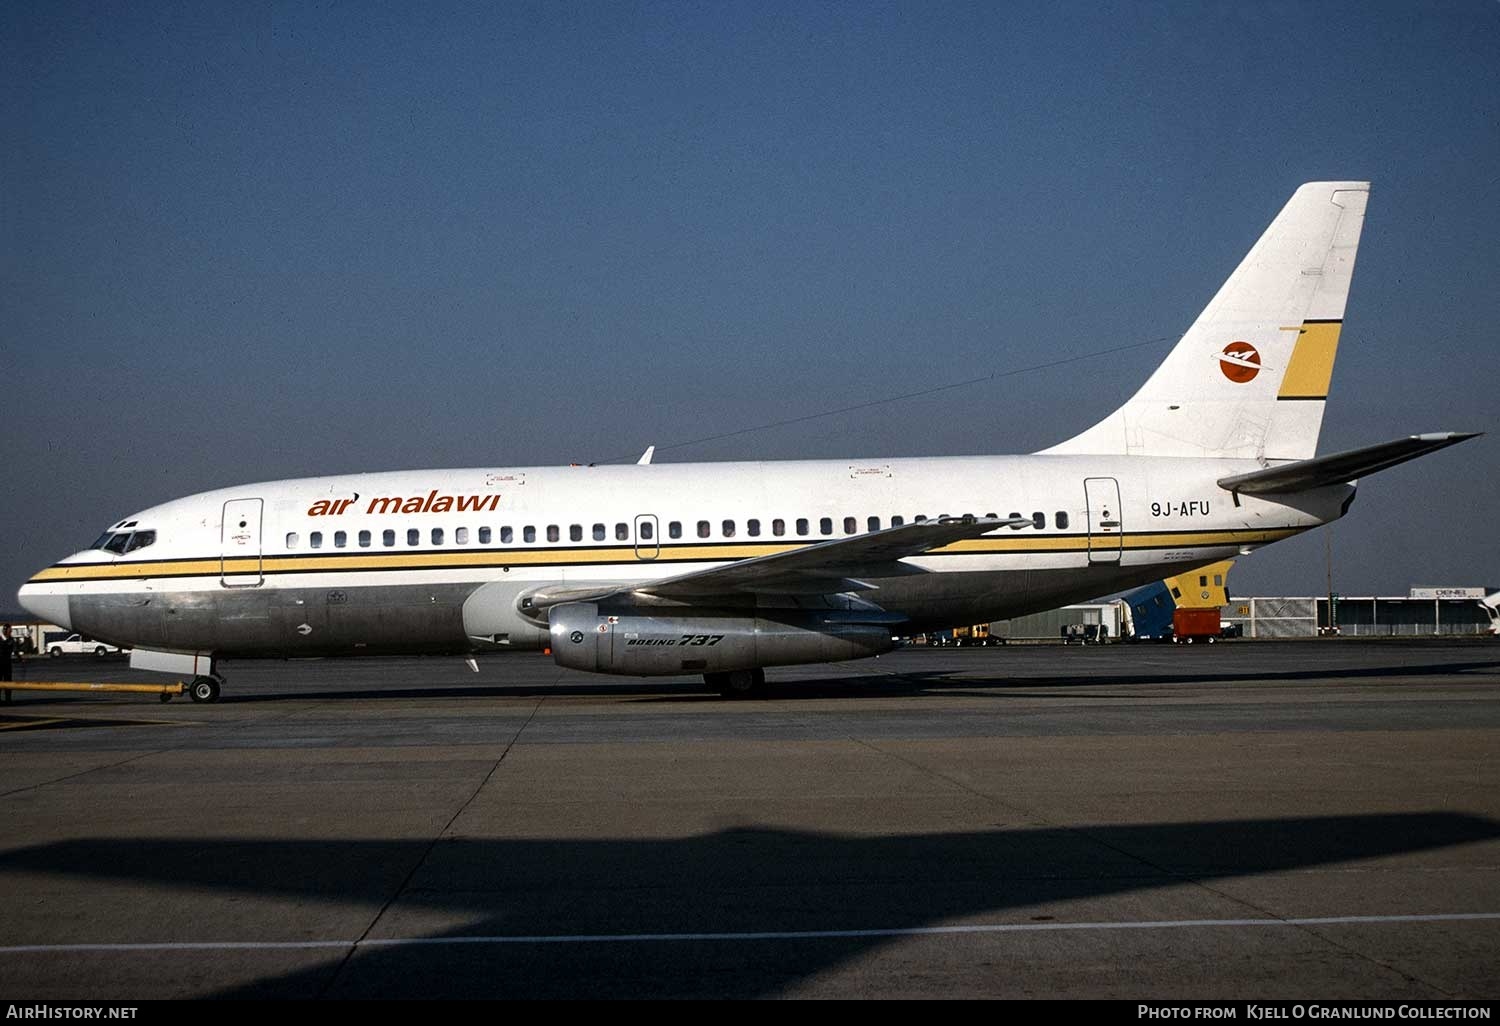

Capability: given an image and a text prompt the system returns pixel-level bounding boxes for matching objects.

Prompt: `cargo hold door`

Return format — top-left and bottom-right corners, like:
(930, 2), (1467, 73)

(1084, 477), (1122, 565)
(221, 498), (265, 587)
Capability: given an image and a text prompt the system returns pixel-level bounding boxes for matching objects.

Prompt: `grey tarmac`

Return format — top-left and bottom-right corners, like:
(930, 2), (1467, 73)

(1, 639), (1497, 999)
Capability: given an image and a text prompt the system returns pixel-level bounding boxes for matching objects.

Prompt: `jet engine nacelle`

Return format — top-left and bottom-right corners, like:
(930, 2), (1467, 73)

(548, 602), (894, 676)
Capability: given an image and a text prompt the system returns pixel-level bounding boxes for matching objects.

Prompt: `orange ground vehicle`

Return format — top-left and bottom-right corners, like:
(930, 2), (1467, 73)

(1171, 608), (1222, 644)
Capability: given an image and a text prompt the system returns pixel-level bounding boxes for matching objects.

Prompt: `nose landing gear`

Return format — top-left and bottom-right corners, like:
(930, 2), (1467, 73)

(188, 675), (224, 703)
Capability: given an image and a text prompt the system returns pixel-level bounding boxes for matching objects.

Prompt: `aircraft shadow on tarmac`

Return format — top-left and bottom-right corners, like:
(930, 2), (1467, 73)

(3, 812), (1497, 998)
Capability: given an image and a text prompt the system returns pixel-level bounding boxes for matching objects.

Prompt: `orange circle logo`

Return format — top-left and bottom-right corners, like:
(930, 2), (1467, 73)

(1219, 341), (1261, 383)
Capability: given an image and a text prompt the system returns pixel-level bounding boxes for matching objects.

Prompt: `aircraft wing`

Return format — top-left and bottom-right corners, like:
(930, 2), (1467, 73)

(519, 517), (1028, 615)
(1217, 432), (1480, 496)
(635, 516), (1029, 598)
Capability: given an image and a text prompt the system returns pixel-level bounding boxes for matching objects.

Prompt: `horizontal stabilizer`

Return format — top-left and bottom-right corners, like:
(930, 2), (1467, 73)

(1217, 432), (1480, 495)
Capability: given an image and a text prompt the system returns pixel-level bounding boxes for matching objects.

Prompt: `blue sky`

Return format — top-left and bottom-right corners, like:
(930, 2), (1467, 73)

(3, 0), (1497, 605)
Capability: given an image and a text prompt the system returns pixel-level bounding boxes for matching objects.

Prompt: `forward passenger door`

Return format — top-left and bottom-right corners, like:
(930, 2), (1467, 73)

(221, 498), (264, 587)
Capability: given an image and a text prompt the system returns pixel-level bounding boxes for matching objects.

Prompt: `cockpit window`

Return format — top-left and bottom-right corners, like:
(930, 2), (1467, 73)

(92, 529), (157, 555)
(123, 530), (156, 553)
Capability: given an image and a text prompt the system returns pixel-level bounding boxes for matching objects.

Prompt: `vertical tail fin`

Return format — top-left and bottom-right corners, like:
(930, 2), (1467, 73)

(1043, 182), (1369, 460)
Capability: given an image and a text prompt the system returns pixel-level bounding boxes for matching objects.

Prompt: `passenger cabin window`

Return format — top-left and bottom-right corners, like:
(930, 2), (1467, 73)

(383, 529), (395, 547)
(358, 530), (371, 548)
(478, 527), (491, 544)
(697, 520), (710, 539)
(524, 526), (536, 543)
(772, 518), (785, 536)
(432, 528), (444, 545)
(1008, 512), (1023, 530)
(891, 515), (904, 527)
(547, 525), (559, 543)
(310, 532), (323, 549)
(616, 523), (629, 541)
(843, 516), (856, 534)
(639, 521), (653, 540)
(867, 516), (881, 532)
(747, 519), (761, 537)
(286, 532), (298, 549)
(569, 525), (582, 542)
(669, 521), (682, 539)
(796, 518), (809, 536)
(334, 531), (347, 548)
(1032, 512), (1045, 530)
(1056, 511), (1069, 530)
(593, 524), (606, 541)
(407, 528), (420, 546)
(722, 520), (736, 538)
(915, 514), (927, 523)
(456, 527), (469, 544)
(500, 527), (513, 544)
(819, 517), (833, 536)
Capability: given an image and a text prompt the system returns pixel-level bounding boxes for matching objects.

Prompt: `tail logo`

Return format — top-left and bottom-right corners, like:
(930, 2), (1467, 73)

(1218, 341), (1261, 383)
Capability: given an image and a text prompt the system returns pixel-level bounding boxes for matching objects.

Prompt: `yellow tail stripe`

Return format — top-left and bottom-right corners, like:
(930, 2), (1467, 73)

(1278, 320), (1342, 399)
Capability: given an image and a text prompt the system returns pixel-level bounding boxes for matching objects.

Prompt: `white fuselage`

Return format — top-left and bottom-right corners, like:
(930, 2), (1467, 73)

(19, 451), (1351, 665)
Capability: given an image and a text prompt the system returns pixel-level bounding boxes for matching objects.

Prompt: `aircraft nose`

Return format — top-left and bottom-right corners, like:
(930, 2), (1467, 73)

(18, 580), (72, 631)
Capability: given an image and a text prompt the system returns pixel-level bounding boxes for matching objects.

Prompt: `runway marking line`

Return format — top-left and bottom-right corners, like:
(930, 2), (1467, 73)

(2, 911), (1498, 954)
(0, 715), (186, 732)
(0, 717), (68, 732)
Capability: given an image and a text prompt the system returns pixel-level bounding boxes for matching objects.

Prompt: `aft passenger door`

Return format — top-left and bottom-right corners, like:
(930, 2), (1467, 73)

(1084, 478), (1122, 565)
(221, 498), (264, 587)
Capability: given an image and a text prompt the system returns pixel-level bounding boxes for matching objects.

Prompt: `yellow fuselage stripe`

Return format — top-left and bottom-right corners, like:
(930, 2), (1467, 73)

(28, 527), (1301, 583)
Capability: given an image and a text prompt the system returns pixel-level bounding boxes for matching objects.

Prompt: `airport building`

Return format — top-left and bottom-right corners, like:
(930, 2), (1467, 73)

(986, 604), (1121, 643)
(1221, 587), (1497, 639)
(977, 584), (1497, 644)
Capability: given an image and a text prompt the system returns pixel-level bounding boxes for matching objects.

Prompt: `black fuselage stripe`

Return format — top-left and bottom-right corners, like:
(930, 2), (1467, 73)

(39, 536), (1280, 583)
(51, 526), (1270, 572)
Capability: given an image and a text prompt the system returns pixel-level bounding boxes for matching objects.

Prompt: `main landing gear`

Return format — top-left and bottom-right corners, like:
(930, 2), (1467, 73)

(705, 668), (767, 699)
(188, 675), (224, 704)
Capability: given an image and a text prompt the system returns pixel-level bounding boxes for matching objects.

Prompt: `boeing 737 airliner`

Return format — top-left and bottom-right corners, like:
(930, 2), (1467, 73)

(17, 182), (1478, 700)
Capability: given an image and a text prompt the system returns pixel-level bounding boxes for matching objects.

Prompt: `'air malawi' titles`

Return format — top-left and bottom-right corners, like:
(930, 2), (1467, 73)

(306, 491), (502, 517)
